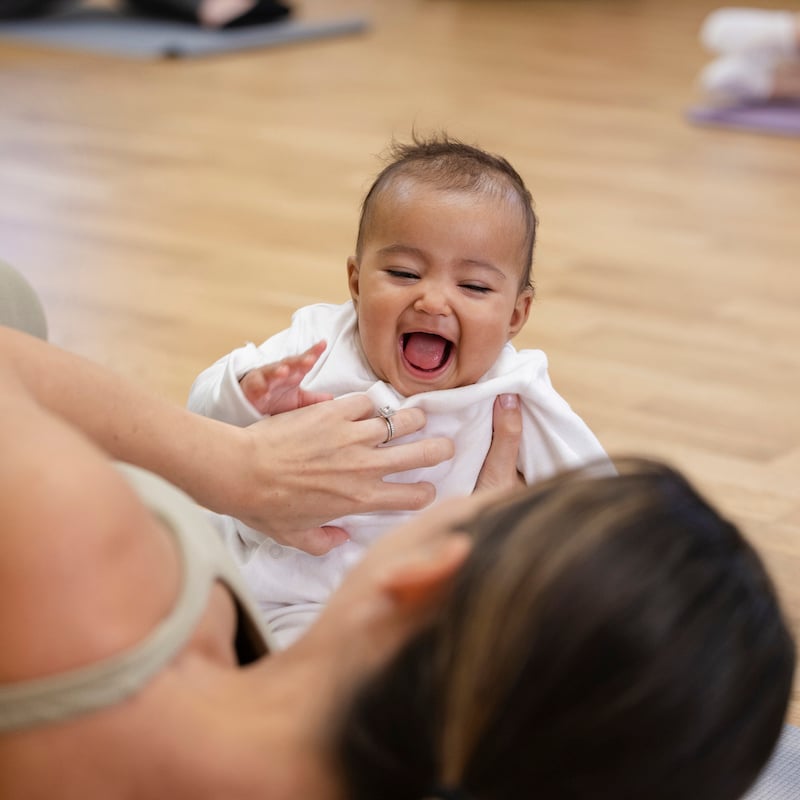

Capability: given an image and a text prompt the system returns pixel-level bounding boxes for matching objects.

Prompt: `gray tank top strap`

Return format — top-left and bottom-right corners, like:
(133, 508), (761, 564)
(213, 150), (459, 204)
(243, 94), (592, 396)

(0, 464), (272, 733)
(0, 259), (48, 340)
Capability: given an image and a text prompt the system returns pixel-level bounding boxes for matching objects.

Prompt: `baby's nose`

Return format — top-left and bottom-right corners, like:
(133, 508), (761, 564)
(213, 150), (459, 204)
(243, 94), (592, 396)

(413, 285), (451, 315)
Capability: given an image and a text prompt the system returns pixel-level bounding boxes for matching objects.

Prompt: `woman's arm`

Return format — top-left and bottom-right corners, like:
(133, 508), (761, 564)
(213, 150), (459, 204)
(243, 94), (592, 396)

(0, 326), (454, 551)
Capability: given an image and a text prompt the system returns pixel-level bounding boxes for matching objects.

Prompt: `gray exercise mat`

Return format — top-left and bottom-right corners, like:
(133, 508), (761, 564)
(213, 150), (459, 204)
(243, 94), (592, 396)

(0, 6), (368, 58)
(745, 724), (800, 800)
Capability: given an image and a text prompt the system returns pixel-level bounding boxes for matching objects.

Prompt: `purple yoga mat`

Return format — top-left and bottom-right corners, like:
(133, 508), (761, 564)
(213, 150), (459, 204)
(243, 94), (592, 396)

(687, 100), (800, 137)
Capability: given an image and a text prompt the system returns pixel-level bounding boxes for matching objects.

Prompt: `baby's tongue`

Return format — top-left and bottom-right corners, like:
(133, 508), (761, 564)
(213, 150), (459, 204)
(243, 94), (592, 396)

(404, 332), (447, 370)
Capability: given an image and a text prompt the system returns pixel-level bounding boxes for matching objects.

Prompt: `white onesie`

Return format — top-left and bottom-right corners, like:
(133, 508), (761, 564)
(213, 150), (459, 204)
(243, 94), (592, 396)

(188, 302), (607, 647)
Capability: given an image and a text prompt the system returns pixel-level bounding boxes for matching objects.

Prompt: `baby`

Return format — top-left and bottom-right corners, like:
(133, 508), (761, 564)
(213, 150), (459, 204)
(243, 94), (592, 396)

(189, 134), (607, 647)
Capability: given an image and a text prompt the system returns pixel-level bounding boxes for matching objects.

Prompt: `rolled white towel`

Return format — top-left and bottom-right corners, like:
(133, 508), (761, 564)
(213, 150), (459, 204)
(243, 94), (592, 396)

(701, 8), (798, 58)
(700, 53), (776, 101)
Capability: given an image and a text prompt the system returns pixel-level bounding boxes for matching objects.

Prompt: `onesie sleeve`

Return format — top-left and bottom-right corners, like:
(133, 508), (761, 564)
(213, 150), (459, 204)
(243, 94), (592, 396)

(186, 304), (336, 427)
(187, 342), (266, 427)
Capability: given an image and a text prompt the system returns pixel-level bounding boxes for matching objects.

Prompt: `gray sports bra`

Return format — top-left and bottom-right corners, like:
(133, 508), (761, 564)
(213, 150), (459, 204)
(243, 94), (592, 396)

(0, 464), (273, 733)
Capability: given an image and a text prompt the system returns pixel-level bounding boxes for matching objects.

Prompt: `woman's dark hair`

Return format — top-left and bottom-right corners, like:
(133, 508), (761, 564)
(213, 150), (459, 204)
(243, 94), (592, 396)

(0, 0), (56, 17)
(337, 458), (795, 800)
(356, 132), (538, 292)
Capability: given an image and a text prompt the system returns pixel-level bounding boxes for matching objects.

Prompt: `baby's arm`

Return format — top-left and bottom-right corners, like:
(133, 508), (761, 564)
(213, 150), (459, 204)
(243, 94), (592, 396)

(239, 341), (333, 415)
(187, 327), (322, 426)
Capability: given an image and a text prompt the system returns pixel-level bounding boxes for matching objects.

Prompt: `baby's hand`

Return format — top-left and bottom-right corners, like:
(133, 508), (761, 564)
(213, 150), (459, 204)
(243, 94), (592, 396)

(240, 341), (333, 415)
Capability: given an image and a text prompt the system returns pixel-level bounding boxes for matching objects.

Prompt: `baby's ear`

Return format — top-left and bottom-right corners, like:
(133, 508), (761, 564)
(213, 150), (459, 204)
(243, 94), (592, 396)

(347, 257), (361, 305)
(508, 286), (533, 337)
(380, 534), (472, 612)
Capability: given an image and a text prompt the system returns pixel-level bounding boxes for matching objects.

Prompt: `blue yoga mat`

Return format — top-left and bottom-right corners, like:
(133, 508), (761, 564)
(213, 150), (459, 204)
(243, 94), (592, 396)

(0, 6), (368, 58)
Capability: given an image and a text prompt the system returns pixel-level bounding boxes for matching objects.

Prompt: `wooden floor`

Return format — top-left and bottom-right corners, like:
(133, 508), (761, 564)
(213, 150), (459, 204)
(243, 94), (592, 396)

(1, 0), (798, 723)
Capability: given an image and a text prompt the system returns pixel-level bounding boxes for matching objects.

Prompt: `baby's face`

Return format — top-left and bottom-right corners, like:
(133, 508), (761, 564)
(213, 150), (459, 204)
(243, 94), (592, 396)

(348, 179), (532, 397)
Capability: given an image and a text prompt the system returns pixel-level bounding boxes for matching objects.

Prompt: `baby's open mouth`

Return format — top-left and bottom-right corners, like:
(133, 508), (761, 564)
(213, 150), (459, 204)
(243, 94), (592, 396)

(401, 332), (454, 372)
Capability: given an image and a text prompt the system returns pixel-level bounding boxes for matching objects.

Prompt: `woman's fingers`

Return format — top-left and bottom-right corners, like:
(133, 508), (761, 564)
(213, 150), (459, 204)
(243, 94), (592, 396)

(474, 394), (524, 493)
(237, 395), (454, 540)
(274, 525), (351, 556)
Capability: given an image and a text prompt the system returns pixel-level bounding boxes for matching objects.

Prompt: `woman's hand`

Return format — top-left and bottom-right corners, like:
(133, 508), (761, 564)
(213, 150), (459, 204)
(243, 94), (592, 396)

(229, 394), (455, 554)
(0, 328), (453, 556)
(474, 394), (525, 494)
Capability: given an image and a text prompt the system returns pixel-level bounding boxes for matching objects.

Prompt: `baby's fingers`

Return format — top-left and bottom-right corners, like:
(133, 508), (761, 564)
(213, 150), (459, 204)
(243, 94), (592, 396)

(283, 341), (327, 372)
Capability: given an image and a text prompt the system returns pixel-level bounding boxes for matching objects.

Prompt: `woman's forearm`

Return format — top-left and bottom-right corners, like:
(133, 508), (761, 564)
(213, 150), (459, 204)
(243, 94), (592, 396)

(0, 325), (251, 512)
(0, 326), (455, 541)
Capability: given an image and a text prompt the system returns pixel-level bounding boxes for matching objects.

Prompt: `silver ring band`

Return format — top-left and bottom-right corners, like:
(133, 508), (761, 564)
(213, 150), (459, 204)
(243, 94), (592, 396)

(378, 405), (396, 444)
(382, 414), (395, 443)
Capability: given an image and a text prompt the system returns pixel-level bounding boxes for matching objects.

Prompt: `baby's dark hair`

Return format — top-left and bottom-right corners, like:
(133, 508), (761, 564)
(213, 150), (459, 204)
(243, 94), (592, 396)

(356, 132), (538, 292)
(337, 458), (795, 800)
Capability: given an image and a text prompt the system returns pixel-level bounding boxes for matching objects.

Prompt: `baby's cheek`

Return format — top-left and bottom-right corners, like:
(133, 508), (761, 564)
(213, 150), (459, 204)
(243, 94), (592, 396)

(463, 332), (505, 376)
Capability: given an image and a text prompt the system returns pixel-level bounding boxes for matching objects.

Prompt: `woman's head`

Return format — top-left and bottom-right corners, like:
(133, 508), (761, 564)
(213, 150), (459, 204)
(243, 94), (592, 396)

(337, 458), (795, 800)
